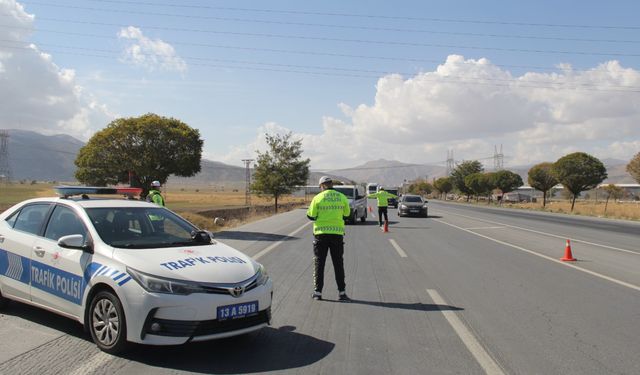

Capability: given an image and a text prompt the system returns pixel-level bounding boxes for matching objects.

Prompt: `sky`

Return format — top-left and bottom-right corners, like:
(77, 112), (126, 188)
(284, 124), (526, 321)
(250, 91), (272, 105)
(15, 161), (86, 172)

(1, 0), (639, 171)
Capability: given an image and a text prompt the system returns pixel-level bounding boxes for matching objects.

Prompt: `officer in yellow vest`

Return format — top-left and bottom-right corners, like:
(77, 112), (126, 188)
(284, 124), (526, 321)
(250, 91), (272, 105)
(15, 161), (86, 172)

(368, 187), (397, 227)
(306, 176), (351, 301)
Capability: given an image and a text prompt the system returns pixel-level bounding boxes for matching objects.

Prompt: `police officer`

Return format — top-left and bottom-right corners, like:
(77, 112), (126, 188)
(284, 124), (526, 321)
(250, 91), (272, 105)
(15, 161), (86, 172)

(147, 180), (165, 206)
(368, 187), (397, 228)
(307, 176), (351, 301)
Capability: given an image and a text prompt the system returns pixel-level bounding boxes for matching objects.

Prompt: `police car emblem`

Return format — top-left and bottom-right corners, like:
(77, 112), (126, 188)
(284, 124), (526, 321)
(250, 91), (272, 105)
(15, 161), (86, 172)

(230, 286), (244, 297)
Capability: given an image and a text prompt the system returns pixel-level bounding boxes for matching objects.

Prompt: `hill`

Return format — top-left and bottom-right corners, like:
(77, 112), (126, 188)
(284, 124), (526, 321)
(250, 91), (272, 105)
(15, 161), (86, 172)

(3, 129), (83, 181)
(326, 159), (447, 186)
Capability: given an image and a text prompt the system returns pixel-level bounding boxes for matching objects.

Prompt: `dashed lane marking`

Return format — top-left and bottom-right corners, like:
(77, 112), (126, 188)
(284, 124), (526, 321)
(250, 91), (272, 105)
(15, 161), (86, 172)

(252, 221), (312, 261)
(389, 239), (408, 258)
(427, 289), (506, 375)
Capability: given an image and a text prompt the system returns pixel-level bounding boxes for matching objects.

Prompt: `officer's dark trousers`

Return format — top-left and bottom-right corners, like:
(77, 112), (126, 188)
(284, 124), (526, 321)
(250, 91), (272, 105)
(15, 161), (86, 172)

(313, 234), (346, 293)
(377, 206), (388, 226)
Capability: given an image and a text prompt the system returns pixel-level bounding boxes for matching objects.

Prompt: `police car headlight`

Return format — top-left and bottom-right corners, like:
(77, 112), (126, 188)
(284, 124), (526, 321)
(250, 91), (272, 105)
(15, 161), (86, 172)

(255, 264), (269, 286)
(127, 267), (206, 295)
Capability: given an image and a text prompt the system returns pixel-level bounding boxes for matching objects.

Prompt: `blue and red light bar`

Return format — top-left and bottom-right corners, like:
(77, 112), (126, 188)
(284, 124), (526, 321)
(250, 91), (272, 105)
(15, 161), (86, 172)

(54, 186), (143, 198)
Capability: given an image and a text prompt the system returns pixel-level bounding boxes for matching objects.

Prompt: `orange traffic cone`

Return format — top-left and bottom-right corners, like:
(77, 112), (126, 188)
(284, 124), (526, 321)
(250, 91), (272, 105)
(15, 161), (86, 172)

(368, 206), (372, 213)
(383, 220), (389, 233)
(560, 239), (576, 261)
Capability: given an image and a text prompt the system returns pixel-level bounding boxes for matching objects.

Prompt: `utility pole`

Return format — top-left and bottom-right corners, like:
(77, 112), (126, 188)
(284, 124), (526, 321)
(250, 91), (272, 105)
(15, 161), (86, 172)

(0, 130), (11, 184)
(241, 159), (253, 206)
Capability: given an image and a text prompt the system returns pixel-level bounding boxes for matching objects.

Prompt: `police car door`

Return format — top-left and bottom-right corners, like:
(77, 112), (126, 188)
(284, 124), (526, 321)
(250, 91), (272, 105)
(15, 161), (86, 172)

(0, 203), (51, 302)
(31, 204), (91, 318)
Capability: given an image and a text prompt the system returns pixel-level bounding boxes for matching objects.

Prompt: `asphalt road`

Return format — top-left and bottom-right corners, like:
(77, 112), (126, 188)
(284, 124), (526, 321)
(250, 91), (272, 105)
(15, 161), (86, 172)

(1, 199), (639, 374)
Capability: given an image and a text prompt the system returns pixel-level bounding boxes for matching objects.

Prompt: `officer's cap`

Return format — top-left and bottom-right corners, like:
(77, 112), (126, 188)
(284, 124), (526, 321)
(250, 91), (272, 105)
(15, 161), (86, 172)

(318, 176), (333, 185)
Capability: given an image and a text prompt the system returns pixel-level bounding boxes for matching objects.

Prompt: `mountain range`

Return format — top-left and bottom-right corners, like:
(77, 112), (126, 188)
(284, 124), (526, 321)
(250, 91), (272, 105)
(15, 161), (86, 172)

(1, 129), (635, 186)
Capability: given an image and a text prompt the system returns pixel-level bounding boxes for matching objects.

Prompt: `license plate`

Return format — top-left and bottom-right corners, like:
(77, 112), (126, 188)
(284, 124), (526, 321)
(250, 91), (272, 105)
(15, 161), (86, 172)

(217, 301), (258, 321)
(410, 209), (419, 213)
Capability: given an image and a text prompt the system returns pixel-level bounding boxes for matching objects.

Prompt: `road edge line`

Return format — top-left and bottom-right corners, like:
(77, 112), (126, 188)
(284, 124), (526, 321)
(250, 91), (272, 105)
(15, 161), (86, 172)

(433, 218), (640, 292)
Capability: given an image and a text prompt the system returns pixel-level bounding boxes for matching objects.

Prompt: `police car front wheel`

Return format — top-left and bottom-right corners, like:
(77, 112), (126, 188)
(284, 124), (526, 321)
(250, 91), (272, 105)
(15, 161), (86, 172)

(89, 291), (128, 354)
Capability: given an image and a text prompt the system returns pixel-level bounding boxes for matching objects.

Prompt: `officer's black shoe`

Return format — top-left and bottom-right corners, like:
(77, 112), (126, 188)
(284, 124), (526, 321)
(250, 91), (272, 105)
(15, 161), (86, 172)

(312, 292), (322, 301)
(338, 291), (351, 302)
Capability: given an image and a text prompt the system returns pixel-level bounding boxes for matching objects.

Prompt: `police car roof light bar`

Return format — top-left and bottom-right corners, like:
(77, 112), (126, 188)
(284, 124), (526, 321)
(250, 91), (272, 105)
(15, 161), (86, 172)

(54, 186), (143, 199)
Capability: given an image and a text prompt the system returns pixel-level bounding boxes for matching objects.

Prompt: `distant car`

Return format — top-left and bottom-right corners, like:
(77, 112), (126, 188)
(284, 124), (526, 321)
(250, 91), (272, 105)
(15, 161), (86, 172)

(0, 186), (272, 354)
(334, 185), (367, 224)
(398, 194), (428, 217)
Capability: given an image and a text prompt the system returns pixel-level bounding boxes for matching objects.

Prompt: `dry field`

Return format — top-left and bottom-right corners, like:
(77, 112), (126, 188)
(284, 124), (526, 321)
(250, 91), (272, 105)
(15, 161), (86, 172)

(0, 183), (307, 231)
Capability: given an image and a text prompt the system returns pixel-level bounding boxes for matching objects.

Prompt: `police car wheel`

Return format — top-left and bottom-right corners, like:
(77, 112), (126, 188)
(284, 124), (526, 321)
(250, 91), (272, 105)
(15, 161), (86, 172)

(89, 291), (128, 354)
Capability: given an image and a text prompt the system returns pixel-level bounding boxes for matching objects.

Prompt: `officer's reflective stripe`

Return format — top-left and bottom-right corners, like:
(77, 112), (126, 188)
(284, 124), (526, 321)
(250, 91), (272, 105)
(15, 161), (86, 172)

(117, 276), (131, 286)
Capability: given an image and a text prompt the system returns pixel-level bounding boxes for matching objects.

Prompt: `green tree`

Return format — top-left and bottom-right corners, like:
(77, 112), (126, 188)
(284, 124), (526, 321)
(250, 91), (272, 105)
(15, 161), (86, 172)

(75, 113), (203, 196)
(408, 180), (433, 195)
(551, 152), (607, 212)
(528, 162), (558, 207)
(464, 172), (493, 202)
(493, 170), (523, 203)
(433, 177), (453, 199)
(627, 152), (640, 183)
(601, 184), (624, 215)
(450, 160), (483, 201)
(252, 132), (310, 213)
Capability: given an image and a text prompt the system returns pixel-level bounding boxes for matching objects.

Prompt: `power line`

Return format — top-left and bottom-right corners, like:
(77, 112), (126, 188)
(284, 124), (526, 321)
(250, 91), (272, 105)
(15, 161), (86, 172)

(33, 0), (640, 31)
(7, 8), (639, 44)
(0, 22), (597, 73)
(4, 16), (639, 58)
(3, 41), (640, 92)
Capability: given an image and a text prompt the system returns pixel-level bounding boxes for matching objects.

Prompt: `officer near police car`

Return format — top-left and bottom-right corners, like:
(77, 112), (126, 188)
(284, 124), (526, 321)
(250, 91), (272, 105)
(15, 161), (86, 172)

(306, 176), (351, 301)
(146, 180), (165, 206)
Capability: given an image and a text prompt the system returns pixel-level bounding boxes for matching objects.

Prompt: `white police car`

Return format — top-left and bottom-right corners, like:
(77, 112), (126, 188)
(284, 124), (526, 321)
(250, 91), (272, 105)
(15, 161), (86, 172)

(0, 187), (272, 354)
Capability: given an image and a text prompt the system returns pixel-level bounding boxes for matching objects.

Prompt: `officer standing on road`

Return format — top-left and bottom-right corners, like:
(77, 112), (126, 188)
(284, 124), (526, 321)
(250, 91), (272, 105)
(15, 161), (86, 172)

(368, 187), (397, 228)
(146, 180), (165, 207)
(307, 176), (351, 302)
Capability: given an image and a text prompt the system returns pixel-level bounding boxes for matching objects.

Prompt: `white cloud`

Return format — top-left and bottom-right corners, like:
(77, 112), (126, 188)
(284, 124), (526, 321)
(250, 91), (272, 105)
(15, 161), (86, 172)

(118, 26), (187, 73)
(218, 55), (640, 170)
(0, 1), (114, 138)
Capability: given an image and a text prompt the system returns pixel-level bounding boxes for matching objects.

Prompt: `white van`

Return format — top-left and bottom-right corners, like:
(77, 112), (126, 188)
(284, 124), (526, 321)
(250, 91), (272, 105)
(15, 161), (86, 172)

(334, 185), (368, 224)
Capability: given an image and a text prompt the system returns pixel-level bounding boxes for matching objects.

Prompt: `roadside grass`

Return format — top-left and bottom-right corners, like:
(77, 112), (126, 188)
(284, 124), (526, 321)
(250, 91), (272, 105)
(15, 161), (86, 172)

(0, 182), (53, 211)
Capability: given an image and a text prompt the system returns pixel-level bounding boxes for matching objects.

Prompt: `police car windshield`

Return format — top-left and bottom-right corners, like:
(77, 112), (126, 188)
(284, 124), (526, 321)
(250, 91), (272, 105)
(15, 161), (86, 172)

(333, 187), (354, 198)
(85, 207), (205, 249)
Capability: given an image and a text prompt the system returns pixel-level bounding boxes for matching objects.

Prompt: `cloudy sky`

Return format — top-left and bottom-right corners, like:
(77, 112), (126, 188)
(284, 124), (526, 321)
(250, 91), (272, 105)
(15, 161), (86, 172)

(1, 0), (639, 170)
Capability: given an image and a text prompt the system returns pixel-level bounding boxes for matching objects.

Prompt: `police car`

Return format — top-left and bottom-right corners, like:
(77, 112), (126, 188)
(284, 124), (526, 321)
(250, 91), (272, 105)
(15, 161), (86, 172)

(0, 186), (272, 354)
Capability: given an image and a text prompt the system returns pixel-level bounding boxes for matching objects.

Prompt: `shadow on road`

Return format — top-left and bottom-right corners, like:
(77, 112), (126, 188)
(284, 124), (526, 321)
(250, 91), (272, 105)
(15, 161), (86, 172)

(123, 325), (334, 373)
(214, 231), (296, 242)
(1, 301), (88, 340)
(324, 299), (463, 312)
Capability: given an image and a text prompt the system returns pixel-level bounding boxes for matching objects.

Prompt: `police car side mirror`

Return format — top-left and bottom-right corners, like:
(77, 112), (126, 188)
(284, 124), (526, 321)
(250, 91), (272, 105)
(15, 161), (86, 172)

(58, 234), (94, 253)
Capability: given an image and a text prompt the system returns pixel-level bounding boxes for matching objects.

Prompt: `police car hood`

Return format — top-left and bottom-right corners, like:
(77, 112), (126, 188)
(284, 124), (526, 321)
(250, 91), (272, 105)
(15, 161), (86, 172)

(113, 241), (258, 283)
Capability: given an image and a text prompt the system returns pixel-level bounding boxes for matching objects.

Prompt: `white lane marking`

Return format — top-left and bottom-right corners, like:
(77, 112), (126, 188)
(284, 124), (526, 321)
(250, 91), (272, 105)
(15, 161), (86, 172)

(464, 226), (505, 230)
(68, 352), (113, 375)
(389, 239), (407, 258)
(434, 208), (639, 255)
(434, 218), (640, 292)
(252, 221), (312, 261)
(427, 289), (505, 375)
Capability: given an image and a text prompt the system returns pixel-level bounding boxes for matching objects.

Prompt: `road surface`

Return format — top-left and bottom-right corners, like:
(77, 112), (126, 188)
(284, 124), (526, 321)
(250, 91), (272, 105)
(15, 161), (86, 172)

(1, 199), (639, 374)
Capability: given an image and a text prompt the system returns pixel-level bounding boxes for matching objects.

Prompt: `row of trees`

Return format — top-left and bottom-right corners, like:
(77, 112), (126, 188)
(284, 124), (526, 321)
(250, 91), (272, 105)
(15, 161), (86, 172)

(444, 152), (611, 211)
